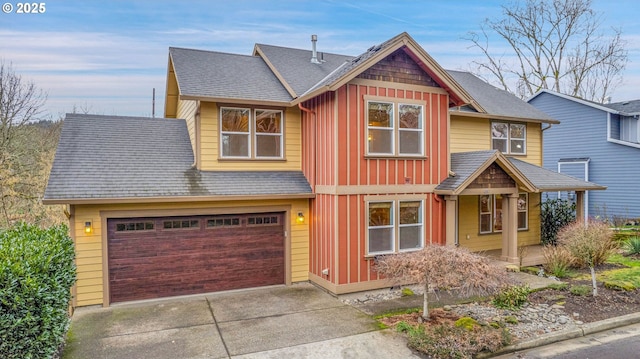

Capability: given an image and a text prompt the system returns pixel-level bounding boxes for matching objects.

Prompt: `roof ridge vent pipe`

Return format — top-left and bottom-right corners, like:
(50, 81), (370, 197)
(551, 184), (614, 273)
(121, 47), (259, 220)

(311, 34), (321, 64)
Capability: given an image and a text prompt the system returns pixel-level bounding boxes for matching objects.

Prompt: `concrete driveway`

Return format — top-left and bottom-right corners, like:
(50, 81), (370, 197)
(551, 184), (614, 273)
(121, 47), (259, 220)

(62, 283), (420, 358)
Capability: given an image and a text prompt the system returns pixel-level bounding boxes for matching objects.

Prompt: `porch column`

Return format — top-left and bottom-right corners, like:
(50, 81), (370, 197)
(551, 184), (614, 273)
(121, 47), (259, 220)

(444, 195), (458, 246)
(575, 191), (585, 222)
(501, 193), (519, 263)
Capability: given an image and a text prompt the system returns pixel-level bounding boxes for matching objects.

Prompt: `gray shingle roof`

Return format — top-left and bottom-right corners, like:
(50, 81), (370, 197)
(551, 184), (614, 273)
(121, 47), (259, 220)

(604, 99), (640, 114)
(255, 44), (353, 97)
(435, 150), (498, 192)
(44, 114), (312, 203)
(169, 47), (293, 103)
(447, 70), (557, 122)
(507, 157), (606, 191)
(435, 150), (605, 193)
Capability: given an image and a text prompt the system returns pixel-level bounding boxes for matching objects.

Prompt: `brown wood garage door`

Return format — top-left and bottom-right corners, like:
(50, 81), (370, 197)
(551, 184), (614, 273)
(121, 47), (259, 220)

(107, 213), (285, 303)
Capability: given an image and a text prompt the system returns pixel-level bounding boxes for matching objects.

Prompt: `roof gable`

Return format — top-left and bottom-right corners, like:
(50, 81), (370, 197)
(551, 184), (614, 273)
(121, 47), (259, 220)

(356, 48), (440, 87)
(253, 43), (353, 98)
(169, 47), (292, 104)
(435, 150), (534, 195)
(256, 32), (475, 107)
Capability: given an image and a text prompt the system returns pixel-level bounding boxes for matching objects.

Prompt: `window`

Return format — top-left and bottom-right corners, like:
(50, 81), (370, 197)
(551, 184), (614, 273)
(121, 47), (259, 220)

(491, 122), (526, 154)
(163, 220), (199, 229)
(116, 221), (154, 232)
(207, 217), (241, 228)
(247, 215), (279, 226)
(367, 200), (423, 255)
(367, 100), (423, 156)
(220, 107), (283, 158)
(479, 194), (528, 234)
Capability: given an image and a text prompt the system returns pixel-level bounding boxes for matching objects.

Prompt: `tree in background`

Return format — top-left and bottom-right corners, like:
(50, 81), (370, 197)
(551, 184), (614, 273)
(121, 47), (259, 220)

(0, 62), (64, 227)
(467, 0), (628, 102)
(375, 245), (508, 320)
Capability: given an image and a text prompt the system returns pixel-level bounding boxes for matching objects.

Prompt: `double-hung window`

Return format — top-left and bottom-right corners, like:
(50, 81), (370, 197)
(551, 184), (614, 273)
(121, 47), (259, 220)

(367, 200), (424, 255)
(491, 122), (526, 154)
(479, 193), (528, 234)
(220, 107), (283, 159)
(367, 100), (424, 156)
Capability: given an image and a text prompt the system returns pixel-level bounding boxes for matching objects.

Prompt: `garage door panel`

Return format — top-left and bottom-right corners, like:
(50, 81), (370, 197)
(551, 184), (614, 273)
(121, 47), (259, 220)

(107, 213), (285, 303)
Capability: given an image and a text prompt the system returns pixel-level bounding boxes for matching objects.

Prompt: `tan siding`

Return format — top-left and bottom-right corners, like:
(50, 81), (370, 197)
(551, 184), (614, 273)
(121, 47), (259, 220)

(450, 115), (490, 153)
(450, 115), (542, 165)
(177, 99), (197, 156)
(199, 102), (302, 171)
(72, 199), (309, 307)
(164, 60), (179, 118)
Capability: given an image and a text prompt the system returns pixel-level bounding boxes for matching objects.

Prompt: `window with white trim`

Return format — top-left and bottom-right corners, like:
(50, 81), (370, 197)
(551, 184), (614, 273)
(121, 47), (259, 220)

(367, 101), (424, 156)
(367, 200), (424, 255)
(220, 107), (283, 158)
(491, 122), (526, 154)
(479, 193), (528, 234)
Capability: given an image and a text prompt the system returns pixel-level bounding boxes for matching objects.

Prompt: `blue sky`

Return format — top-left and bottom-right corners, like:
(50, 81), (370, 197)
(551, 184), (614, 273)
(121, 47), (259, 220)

(1, 0), (638, 119)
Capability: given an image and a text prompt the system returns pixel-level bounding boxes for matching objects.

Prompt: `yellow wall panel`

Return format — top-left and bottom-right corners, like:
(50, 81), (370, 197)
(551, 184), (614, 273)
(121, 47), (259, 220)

(177, 99), (197, 156)
(199, 102), (302, 171)
(458, 194), (542, 252)
(450, 115), (542, 165)
(71, 198), (309, 306)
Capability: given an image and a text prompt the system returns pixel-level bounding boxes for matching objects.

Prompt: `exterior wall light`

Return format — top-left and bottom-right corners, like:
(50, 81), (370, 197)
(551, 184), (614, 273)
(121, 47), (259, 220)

(296, 211), (305, 224)
(84, 221), (92, 234)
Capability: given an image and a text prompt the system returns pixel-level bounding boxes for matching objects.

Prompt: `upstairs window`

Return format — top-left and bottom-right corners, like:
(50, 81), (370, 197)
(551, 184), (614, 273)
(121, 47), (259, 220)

(367, 100), (424, 156)
(491, 122), (526, 154)
(220, 107), (283, 159)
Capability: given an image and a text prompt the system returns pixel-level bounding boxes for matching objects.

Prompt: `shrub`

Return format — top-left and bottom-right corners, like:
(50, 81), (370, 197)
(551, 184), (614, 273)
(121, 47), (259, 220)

(407, 323), (510, 359)
(542, 245), (575, 278)
(623, 237), (640, 256)
(540, 199), (576, 246)
(492, 285), (531, 310)
(0, 223), (76, 359)
(558, 220), (617, 268)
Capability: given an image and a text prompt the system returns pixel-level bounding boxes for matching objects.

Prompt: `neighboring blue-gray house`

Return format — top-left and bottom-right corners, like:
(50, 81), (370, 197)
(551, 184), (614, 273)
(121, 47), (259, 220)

(528, 89), (640, 221)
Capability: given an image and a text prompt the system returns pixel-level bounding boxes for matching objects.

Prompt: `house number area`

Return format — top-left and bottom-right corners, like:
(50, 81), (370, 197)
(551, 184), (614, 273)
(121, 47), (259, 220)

(2, 2), (46, 14)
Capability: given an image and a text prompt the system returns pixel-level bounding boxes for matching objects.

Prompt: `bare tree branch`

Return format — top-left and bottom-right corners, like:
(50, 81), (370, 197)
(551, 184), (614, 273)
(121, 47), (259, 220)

(465, 0), (627, 102)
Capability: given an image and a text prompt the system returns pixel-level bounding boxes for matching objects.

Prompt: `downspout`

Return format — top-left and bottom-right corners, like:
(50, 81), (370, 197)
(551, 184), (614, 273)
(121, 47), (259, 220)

(298, 103), (317, 190)
(192, 100), (201, 168)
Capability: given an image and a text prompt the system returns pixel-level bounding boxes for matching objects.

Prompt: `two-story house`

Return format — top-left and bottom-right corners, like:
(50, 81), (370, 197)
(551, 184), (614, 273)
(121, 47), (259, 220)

(44, 33), (604, 307)
(528, 90), (640, 221)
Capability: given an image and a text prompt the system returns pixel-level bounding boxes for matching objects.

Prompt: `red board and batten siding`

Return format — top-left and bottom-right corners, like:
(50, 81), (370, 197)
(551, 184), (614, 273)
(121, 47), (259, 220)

(301, 82), (449, 290)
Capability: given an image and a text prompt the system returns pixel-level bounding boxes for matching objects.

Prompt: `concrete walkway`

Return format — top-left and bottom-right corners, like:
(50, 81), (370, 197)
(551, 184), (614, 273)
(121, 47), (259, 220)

(62, 283), (421, 359)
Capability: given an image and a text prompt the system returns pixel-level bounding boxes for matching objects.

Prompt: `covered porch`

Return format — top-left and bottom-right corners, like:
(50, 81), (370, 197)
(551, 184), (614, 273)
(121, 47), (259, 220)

(435, 150), (607, 266)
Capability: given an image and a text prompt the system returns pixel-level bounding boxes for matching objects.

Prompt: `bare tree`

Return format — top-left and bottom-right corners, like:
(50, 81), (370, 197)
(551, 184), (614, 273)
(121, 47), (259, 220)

(0, 61), (50, 227)
(466, 0), (627, 102)
(375, 245), (509, 320)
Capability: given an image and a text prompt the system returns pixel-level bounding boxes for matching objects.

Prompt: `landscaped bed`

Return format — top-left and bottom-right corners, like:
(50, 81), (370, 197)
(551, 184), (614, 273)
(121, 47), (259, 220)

(376, 249), (640, 359)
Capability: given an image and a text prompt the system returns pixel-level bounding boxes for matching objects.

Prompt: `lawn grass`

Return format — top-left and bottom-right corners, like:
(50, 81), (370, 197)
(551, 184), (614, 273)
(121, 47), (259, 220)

(573, 253), (640, 289)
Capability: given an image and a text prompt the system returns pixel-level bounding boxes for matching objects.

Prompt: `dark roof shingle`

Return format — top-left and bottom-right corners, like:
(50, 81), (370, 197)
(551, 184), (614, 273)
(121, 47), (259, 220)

(447, 70), (557, 122)
(44, 114), (312, 202)
(169, 47), (293, 103)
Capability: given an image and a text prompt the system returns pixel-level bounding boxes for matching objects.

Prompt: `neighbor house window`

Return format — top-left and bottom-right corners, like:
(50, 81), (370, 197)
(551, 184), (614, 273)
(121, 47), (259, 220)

(491, 122), (526, 154)
(220, 107), (283, 159)
(479, 194), (528, 234)
(367, 100), (424, 156)
(367, 200), (424, 255)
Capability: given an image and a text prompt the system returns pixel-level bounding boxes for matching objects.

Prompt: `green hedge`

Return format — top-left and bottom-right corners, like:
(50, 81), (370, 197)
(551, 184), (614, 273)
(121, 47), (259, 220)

(0, 223), (76, 358)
